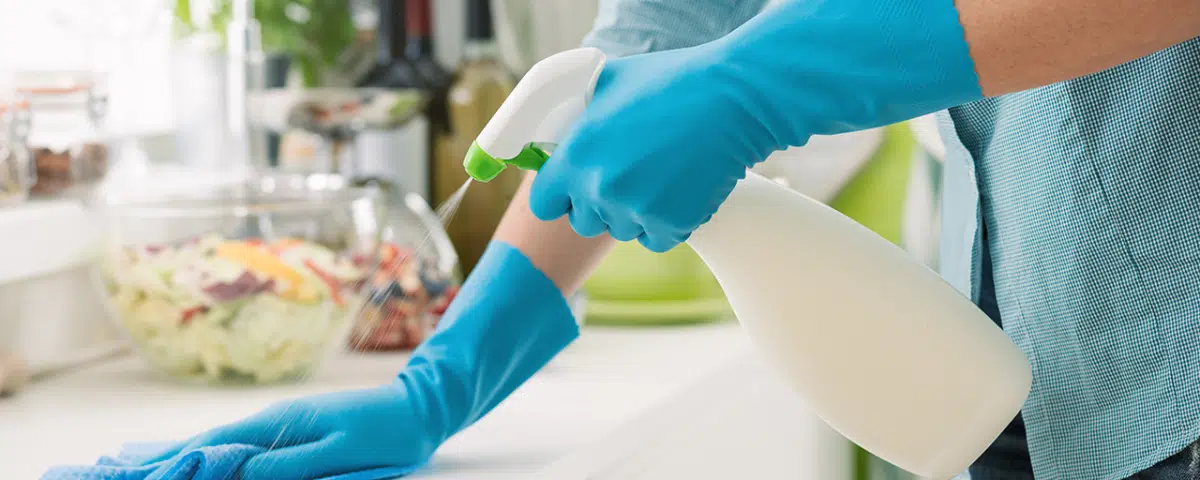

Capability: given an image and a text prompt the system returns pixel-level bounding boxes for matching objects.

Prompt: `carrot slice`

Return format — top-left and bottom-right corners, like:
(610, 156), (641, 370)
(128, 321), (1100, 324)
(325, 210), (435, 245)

(303, 259), (345, 306)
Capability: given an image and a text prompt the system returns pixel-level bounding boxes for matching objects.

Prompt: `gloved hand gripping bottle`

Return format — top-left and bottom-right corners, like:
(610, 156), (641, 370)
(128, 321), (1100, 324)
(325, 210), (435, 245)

(463, 48), (1032, 479)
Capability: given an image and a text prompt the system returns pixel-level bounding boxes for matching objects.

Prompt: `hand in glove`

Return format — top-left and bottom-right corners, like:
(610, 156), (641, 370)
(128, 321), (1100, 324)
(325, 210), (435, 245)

(529, 0), (982, 252)
(143, 242), (579, 479)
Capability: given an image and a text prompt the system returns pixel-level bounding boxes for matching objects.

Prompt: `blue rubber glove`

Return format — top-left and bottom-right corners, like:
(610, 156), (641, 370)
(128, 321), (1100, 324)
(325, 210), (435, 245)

(529, 0), (982, 252)
(142, 242), (578, 480)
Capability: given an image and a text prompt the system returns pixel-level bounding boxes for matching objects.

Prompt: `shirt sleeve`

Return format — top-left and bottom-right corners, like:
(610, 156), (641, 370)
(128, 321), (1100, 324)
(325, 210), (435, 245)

(581, 0), (770, 58)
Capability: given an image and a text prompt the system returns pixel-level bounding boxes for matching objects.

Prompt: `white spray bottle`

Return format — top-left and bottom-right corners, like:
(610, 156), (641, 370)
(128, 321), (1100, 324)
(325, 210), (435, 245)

(463, 48), (1032, 479)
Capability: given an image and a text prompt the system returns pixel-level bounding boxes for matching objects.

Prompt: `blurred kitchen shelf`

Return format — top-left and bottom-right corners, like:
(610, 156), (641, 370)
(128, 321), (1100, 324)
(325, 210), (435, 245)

(0, 198), (125, 388)
(0, 199), (101, 284)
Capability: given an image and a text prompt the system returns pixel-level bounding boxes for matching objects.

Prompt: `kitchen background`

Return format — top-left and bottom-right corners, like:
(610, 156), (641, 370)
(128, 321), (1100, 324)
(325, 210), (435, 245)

(0, 1), (946, 479)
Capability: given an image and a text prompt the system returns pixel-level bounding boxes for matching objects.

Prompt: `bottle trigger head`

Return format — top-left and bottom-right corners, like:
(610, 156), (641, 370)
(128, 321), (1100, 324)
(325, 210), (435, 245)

(464, 142), (507, 182)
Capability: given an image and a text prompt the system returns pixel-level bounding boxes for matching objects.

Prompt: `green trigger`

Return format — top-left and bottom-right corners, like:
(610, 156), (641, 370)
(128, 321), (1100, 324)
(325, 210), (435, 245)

(463, 141), (551, 183)
(507, 143), (551, 171)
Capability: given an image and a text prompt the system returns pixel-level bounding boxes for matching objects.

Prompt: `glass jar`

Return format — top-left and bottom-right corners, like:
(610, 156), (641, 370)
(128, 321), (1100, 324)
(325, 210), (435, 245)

(15, 73), (110, 199)
(0, 95), (35, 205)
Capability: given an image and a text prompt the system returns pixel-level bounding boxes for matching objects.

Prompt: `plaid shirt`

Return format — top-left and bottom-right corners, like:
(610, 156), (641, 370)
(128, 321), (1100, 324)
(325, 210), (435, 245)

(938, 38), (1200, 479)
(583, 1), (1200, 478)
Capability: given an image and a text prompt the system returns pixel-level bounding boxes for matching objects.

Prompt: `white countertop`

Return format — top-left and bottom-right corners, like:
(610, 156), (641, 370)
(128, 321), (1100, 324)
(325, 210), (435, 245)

(538, 349), (856, 480)
(0, 321), (754, 479)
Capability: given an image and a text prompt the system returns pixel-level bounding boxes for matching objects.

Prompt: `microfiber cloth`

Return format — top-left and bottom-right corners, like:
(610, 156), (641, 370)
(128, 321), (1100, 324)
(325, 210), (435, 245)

(41, 443), (417, 480)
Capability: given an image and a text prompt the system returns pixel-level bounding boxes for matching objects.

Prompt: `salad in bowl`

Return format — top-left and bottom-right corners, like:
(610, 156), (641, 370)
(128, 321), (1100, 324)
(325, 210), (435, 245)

(99, 173), (459, 384)
(105, 235), (363, 384)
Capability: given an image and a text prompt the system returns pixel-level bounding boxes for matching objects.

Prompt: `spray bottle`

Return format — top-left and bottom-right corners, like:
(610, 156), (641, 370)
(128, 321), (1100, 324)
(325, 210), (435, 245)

(463, 48), (1032, 479)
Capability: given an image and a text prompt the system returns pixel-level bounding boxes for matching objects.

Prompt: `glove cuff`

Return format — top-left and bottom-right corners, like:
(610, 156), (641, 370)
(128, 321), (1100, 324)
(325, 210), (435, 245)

(397, 241), (580, 443)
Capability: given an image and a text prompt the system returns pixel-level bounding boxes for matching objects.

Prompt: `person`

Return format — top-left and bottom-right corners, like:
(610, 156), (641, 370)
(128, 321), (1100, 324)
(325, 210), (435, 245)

(144, 0), (1200, 479)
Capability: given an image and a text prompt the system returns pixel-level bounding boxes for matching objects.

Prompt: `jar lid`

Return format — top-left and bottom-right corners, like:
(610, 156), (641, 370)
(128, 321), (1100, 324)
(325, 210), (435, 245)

(12, 71), (107, 108)
(12, 71), (101, 92)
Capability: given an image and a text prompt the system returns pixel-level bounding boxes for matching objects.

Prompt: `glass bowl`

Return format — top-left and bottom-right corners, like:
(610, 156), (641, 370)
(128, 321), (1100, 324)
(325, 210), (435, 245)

(346, 179), (462, 352)
(98, 173), (459, 384)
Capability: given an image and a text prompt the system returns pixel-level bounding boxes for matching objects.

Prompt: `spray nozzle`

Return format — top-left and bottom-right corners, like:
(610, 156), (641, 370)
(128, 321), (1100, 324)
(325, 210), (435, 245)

(462, 48), (606, 183)
(464, 142), (552, 182)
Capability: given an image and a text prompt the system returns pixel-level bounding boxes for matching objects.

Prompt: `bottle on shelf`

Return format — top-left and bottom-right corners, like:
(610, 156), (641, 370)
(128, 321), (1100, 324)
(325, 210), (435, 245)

(434, 0), (518, 275)
(404, 0), (452, 93)
(404, 0), (453, 200)
(354, 0), (431, 200)
(358, 0), (422, 89)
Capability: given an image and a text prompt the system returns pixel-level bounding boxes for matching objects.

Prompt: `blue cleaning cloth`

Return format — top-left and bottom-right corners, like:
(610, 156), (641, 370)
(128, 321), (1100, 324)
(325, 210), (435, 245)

(41, 442), (416, 480)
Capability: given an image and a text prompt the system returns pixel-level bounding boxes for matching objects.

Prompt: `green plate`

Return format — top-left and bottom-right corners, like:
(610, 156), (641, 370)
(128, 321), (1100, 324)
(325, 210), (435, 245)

(585, 296), (733, 325)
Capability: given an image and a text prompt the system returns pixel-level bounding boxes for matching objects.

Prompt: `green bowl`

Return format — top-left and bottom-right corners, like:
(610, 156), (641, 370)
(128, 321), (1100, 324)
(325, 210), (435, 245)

(584, 241), (728, 325)
(586, 241), (722, 302)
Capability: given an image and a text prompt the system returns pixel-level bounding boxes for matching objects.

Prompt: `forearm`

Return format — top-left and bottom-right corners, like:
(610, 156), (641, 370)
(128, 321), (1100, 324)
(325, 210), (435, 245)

(961, 0), (1200, 96)
(493, 172), (615, 295)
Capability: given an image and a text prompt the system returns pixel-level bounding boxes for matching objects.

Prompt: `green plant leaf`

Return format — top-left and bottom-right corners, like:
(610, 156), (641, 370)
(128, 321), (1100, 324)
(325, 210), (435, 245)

(172, 0), (199, 37)
(184, 0), (357, 86)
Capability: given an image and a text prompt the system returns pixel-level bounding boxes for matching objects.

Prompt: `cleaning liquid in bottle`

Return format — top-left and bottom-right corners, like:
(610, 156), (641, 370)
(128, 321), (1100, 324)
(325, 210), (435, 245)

(463, 48), (1032, 480)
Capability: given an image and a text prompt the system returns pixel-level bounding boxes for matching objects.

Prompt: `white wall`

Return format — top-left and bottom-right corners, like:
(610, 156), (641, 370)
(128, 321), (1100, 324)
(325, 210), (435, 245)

(0, 0), (176, 135)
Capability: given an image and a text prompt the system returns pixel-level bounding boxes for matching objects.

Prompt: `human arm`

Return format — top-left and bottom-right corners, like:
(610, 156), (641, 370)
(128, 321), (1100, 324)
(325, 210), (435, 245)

(581, 0), (768, 57)
(495, 172), (615, 294)
(527, 0), (1200, 249)
(960, 0), (1200, 96)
